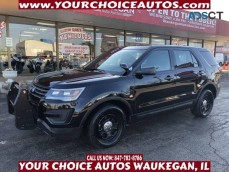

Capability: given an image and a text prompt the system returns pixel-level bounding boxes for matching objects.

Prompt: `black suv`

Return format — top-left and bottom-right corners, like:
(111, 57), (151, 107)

(8, 46), (221, 148)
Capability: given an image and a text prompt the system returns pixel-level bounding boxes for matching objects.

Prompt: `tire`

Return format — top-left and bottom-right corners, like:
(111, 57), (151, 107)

(29, 68), (34, 73)
(16, 64), (23, 74)
(191, 90), (214, 118)
(36, 65), (41, 73)
(87, 105), (126, 148)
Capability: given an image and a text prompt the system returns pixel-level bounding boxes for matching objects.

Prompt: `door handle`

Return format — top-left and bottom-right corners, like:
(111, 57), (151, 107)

(164, 75), (174, 81)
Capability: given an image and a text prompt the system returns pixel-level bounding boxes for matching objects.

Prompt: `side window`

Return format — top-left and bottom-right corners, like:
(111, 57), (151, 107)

(141, 50), (171, 72)
(200, 51), (218, 66)
(174, 50), (199, 69)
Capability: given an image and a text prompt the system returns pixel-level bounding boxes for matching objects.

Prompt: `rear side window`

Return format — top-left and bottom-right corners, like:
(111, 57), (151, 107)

(173, 50), (199, 69)
(200, 51), (218, 66)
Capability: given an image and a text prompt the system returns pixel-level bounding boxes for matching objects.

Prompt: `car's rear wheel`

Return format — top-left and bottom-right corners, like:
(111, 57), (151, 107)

(191, 90), (214, 118)
(87, 105), (126, 148)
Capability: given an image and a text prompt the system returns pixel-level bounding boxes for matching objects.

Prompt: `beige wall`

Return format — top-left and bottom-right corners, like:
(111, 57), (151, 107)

(16, 40), (55, 57)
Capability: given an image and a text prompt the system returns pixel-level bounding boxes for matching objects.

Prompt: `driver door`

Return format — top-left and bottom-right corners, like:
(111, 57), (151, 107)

(134, 48), (178, 114)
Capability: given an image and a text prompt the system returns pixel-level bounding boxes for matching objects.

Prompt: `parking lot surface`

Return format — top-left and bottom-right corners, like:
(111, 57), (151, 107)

(1, 74), (229, 172)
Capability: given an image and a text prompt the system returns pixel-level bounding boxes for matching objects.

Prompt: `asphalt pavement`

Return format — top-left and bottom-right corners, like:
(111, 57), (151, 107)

(1, 74), (229, 172)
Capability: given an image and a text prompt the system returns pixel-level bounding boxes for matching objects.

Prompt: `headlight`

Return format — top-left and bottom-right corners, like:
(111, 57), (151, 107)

(45, 88), (85, 101)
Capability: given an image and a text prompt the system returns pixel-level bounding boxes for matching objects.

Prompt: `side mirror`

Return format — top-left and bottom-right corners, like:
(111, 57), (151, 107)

(136, 67), (156, 76)
(120, 63), (131, 73)
(120, 63), (129, 70)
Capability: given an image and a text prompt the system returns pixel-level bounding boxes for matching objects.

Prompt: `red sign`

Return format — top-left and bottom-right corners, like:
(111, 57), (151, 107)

(76, 9), (216, 34)
(18, 154), (211, 172)
(0, 21), (5, 30)
(18, 0), (211, 10)
(0, 21), (5, 38)
(59, 44), (90, 54)
(59, 27), (92, 41)
(18, 161), (210, 172)
(216, 46), (229, 54)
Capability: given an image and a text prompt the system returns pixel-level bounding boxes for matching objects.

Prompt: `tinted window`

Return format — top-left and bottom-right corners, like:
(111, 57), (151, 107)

(200, 51), (218, 66)
(141, 50), (171, 71)
(174, 50), (199, 68)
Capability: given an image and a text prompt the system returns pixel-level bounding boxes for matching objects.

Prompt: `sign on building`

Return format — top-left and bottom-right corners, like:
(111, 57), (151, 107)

(6, 37), (13, 47)
(59, 44), (90, 54)
(0, 21), (6, 39)
(59, 27), (92, 41)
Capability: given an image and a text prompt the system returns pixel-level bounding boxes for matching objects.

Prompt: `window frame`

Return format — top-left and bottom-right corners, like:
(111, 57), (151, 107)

(139, 49), (173, 72)
(172, 49), (200, 69)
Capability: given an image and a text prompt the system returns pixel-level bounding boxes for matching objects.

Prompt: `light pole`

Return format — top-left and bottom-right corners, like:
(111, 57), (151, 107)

(6, 16), (11, 68)
(18, 30), (23, 43)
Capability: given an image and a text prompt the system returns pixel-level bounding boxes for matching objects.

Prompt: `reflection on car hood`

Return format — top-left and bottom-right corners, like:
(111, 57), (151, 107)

(34, 69), (114, 87)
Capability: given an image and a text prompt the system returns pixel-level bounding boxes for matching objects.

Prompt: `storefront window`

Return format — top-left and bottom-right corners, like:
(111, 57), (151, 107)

(0, 15), (6, 72)
(125, 31), (150, 46)
(216, 42), (224, 54)
(172, 37), (187, 46)
(204, 40), (215, 54)
(216, 41), (224, 47)
(59, 23), (94, 67)
(189, 39), (202, 48)
(9, 17), (56, 58)
(151, 34), (170, 45)
(96, 27), (124, 56)
(215, 42), (229, 58)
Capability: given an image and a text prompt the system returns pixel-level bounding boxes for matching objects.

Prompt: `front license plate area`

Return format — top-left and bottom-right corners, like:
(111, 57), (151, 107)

(14, 88), (36, 130)
(7, 82), (19, 114)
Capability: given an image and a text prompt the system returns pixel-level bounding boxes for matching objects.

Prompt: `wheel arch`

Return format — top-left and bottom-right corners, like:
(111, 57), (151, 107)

(80, 97), (133, 128)
(201, 84), (217, 99)
(197, 83), (217, 101)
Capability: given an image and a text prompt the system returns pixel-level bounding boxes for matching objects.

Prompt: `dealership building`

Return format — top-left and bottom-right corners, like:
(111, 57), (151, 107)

(1, 0), (229, 70)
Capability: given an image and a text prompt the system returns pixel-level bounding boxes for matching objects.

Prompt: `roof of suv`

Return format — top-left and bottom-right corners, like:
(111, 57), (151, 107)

(124, 45), (209, 51)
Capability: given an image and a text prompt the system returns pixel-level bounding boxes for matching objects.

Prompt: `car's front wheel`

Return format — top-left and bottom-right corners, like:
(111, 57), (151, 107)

(87, 105), (126, 148)
(191, 90), (214, 118)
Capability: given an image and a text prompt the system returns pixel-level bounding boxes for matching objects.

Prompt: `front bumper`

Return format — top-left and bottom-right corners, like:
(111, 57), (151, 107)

(7, 82), (82, 138)
(37, 119), (82, 138)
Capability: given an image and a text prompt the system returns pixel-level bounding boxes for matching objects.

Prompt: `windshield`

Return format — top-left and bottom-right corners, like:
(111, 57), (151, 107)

(85, 49), (146, 75)
(84, 47), (124, 70)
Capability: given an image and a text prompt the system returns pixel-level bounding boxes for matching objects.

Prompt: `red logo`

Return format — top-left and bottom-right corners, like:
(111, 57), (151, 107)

(0, 21), (5, 30)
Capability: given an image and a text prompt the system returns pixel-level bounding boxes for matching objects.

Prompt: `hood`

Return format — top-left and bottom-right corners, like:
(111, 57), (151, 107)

(34, 69), (114, 87)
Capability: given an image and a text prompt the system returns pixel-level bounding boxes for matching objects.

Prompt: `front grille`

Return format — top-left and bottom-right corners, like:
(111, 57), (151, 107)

(29, 83), (49, 104)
